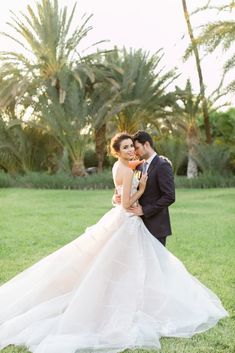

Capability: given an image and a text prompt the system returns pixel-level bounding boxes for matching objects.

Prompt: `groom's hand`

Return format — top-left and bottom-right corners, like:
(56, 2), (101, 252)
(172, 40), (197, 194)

(127, 204), (144, 216)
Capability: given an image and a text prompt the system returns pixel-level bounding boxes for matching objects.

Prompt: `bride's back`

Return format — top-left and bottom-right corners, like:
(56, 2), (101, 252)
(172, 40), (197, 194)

(112, 161), (133, 190)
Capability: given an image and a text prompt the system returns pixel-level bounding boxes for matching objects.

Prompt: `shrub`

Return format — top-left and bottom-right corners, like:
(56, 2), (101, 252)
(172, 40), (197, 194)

(156, 137), (187, 175)
(194, 143), (231, 176)
(84, 149), (114, 169)
(175, 175), (235, 188)
(84, 150), (98, 168)
(10, 171), (114, 190)
(0, 171), (13, 188)
(1, 171), (235, 190)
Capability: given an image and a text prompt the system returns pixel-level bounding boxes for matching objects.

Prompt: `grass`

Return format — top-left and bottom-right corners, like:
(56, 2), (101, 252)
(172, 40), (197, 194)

(0, 188), (234, 353)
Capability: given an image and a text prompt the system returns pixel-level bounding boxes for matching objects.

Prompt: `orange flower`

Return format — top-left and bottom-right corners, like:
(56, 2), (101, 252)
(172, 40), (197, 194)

(128, 159), (144, 170)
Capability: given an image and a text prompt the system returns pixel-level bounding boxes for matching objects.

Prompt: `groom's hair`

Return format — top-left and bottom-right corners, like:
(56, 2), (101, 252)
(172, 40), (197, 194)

(133, 131), (154, 148)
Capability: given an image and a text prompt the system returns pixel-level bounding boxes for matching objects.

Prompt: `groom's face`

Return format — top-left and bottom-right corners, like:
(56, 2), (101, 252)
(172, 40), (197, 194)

(134, 141), (149, 160)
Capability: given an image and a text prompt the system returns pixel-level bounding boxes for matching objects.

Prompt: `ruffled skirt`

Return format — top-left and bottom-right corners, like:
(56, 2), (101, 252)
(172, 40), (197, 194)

(0, 206), (228, 352)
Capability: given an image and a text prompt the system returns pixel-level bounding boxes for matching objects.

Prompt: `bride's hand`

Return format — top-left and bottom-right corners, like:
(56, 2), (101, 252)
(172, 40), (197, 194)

(139, 173), (148, 192)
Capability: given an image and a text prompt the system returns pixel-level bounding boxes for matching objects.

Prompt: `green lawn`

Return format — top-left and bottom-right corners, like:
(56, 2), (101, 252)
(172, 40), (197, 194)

(0, 188), (234, 353)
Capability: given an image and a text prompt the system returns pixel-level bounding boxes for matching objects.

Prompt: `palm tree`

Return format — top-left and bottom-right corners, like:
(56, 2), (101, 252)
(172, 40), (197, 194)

(88, 56), (139, 172)
(86, 48), (178, 172)
(88, 80), (116, 173)
(185, 1), (235, 91)
(0, 0), (102, 175)
(0, 0), (95, 105)
(103, 48), (178, 134)
(0, 118), (35, 173)
(182, 0), (212, 144)
(36, 76), (91, 176)
(0, 113), (62, 174)
(173, 80), (202, 178)
(81, 48), (177, 172)
(156, 136), (187, 175)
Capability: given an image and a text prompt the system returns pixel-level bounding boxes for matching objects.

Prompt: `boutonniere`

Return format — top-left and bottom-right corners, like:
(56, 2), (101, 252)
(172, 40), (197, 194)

(134, 170), (142, 180)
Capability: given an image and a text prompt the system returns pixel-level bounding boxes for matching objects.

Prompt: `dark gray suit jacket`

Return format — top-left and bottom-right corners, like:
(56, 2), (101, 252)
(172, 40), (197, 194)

(138, 155), (175, 239)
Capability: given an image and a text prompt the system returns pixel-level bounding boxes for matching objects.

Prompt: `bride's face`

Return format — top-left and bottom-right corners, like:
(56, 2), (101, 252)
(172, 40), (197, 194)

(118, 138), (135, 160)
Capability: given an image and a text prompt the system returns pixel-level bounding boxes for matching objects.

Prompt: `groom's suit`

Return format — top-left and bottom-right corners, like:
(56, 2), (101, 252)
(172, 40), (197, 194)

(138, 154), (175, 244)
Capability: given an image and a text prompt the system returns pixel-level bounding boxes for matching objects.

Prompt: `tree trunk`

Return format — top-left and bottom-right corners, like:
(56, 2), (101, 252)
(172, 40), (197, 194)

(71, 160), (87, 176)
(186, 122), (199, 178)
(187, 150), (198, 178)
(95, 123), (106, 173)
(182, 0), (212, 144)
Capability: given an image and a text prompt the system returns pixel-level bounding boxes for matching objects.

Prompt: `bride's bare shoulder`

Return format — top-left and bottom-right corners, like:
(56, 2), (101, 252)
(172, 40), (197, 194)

(112, 161), (119, 171)
(112, 162), (133, 180)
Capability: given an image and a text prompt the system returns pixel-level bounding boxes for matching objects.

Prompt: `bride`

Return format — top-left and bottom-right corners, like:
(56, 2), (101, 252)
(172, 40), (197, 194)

(0, 132), (228, 353)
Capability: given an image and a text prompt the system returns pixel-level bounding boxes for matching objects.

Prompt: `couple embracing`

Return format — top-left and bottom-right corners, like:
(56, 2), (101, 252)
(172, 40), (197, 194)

(0, 131), (228, 353)
(112, 130), (175, 247)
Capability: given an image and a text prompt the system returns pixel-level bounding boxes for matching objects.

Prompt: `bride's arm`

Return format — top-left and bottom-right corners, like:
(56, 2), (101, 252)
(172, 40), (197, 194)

(121, 169), (146, 209)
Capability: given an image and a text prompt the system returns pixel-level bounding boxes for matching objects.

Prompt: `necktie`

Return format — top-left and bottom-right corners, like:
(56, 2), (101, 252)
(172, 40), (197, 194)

(142, 161), (148, 174)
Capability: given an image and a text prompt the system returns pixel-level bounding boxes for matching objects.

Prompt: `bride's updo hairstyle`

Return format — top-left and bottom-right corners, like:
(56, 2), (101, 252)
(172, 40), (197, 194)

(110, 132), (133, 158)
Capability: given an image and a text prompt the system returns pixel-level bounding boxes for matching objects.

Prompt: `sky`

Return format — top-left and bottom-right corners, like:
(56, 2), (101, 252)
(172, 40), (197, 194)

(0, 0), (234, 106)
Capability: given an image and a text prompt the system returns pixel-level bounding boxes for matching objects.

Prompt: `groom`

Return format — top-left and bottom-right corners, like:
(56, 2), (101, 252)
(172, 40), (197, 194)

(128, 131), (175, 246)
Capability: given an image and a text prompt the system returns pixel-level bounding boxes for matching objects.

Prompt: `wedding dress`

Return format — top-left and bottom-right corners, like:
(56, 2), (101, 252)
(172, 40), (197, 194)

(0, 175), (228, 353)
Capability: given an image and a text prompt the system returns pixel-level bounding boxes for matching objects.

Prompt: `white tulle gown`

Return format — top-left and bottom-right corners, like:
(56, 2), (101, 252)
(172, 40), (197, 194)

(0, 176), (228, 353)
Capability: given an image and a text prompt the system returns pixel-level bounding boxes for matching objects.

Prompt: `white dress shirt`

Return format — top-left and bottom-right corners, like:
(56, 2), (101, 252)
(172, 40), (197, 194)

(144, 152), (157, 173)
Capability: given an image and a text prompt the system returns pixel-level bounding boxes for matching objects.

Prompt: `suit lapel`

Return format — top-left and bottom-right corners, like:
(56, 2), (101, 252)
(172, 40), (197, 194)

(146, 155), (159, 177)
(136, 155), (159, 178)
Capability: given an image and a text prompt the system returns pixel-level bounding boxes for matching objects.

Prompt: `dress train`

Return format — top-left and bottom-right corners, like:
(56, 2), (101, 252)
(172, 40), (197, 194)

(0, 205), (228, 353)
